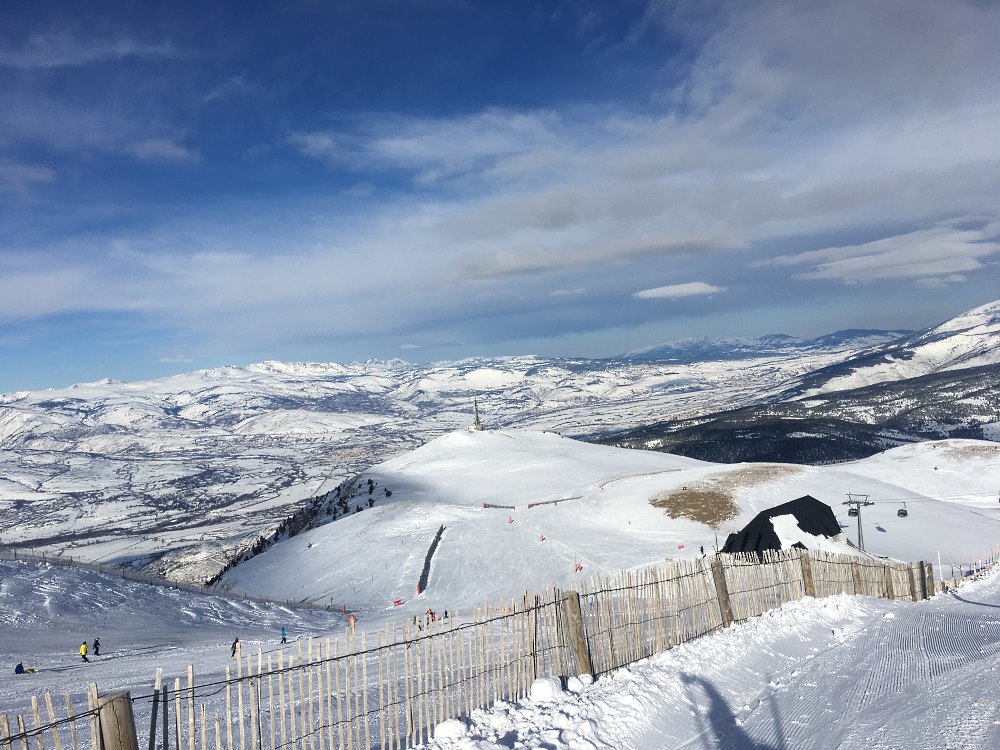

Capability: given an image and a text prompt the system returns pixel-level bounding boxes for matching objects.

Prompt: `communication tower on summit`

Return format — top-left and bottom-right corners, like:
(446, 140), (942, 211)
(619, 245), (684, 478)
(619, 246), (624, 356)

(467, 398), (485, 432)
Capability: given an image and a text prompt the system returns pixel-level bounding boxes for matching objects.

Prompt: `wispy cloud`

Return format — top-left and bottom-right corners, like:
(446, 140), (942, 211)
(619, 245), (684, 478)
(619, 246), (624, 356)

(0, 159), (55, 194)
(203, 73), (254, 103)
(634, 282), (726, 299)
(3, 1), (1000, 373)
(0, 34), (178, 68)
(287, 132), (340, 162)
(759, 225), (1000, 285)
(158, 355), (193, 364)
(127, 139), (199, 163)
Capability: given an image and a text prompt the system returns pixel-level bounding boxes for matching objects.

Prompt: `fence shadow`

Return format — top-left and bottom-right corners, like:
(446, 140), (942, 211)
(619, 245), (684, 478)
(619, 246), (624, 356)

(947, 592), (1000, 610)
(681, 673), (784, 750)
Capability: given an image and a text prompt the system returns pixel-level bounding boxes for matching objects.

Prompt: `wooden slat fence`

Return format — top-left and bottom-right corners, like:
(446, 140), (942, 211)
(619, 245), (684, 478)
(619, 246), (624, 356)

(6, 545), (1000, 750)
(0, 686), (102, 750)
(577, 559), (723, 675)
(126, 589), (573, 750)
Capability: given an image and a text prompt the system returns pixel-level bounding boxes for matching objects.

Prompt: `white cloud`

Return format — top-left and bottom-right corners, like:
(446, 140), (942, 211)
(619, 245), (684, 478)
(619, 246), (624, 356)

(0, 159), (55, 193)
(634, 282), (726, 299)
(203, 73), (253, 103)
(342, 182), (375, 197)
(5, 2), (1000, 356)
(288, 132), (339, 161)
(158, 355), (193, 364)
(127, 139), (199, 163)
(0, 34), (178, 68)
(760, 226), (1000, 284)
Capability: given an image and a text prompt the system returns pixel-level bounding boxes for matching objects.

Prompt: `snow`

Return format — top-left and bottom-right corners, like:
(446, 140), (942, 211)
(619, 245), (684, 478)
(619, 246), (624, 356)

(802, 299), (1000, 396)
(528, 677), (563, 702)
(415, 570), (1000, 749)
(3, 430), (1000, 748)
(4, 559), (1000, 749)
(221, 430), (1000, 619)
(769, 514), (857, 556)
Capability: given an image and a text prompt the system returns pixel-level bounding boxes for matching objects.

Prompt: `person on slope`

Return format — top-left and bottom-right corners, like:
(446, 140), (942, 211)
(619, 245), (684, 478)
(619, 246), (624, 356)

(231, 638), (239, 660)
(14, 662), (37, 674)
(280, 628), (287, 644)
(92, 638), (101, 656)
(80, 642), (89, 663)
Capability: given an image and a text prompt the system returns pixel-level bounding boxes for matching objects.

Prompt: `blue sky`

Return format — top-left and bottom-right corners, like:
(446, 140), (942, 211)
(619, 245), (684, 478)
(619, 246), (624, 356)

(2, 0), (999, 392)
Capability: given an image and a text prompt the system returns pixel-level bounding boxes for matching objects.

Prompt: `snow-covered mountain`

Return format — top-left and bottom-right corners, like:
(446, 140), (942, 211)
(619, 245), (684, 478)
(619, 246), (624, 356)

(0, 339), (902, 581)
(791, 299), (1000, 396)
(609, 301), (1000, 462)
(2, 301), (997, 584)
(622, 329), (911, 363)
(220, 430), (1000, 616)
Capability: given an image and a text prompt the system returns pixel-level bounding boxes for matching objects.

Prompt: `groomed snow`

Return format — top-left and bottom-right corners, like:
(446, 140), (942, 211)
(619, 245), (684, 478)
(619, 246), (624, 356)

(4, 559), (1000, 749)
(415, 567), (1000, 749)
(222, 430), (1000, 619)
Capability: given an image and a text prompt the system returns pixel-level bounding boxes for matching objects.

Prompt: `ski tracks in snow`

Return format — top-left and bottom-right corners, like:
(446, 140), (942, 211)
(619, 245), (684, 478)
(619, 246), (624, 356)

(728, 597), (1000, 749)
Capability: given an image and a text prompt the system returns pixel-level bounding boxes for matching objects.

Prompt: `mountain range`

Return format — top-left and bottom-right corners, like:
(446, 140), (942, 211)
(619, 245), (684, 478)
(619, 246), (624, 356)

(1, 299), (997, 584)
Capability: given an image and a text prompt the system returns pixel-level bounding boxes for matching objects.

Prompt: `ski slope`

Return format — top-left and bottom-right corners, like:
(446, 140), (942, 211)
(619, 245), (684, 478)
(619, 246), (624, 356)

(418, 568), (1000, 750)
(3, 431), (1000, 747)
(222, 430), (1000, 618)
(4, 558), (1000, 749)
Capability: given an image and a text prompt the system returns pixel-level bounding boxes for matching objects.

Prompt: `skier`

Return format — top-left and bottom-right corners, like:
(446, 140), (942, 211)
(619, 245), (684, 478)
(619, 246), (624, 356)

(92, 638), (101, 656)
(231, 638), (239, 660)
(14, 662), (37, 675)
(280, 627), (287, 644)
(348, 613), (357, 628)
(80, 642), (89, 663)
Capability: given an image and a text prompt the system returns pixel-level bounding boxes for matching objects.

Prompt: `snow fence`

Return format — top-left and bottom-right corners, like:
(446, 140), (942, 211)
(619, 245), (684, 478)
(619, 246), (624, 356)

(4, 546), (1000, 750)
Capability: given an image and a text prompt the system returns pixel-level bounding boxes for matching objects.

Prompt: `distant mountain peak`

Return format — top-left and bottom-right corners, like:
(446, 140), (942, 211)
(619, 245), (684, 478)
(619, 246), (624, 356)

(619, 329), (909, 364)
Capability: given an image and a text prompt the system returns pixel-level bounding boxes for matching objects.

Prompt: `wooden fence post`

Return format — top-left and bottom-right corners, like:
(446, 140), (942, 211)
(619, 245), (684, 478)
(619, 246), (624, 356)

(88, 685), (101, 750)
(884, 564), (896, 600)
(148, 668), (163, 750)
(906, 564), (920, 602)
(799, 551), (816, 598)
(710, 559), (734, 628)
(850, 563), (863, 596)
(924, 563), (935, 599)
(98, 693), (140, 750)
(559, 591), (593, 677)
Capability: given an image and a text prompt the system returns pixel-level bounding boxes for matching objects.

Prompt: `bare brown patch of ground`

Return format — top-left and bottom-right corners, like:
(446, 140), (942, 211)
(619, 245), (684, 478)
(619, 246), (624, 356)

(941, 443), (1000, 461)
(650, 464), (803, 528)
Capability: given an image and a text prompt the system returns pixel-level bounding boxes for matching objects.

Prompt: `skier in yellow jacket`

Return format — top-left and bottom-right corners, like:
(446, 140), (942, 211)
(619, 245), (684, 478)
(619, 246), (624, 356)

(80, 641), (89, 663)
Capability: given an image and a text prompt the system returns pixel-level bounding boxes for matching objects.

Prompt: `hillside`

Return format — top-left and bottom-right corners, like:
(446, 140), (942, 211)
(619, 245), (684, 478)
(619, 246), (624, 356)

(791, 299), (1000, 396)
(0, 337), (899, 582)
(609, 364), (1000, 463)
(2, 301), (997, 585)
(220, 430), (1000, 618)
(606, 300), (1000, 462)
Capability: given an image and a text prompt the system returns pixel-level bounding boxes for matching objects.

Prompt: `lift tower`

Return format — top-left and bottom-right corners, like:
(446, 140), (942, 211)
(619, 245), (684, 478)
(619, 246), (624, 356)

(843, 494), (875, 551)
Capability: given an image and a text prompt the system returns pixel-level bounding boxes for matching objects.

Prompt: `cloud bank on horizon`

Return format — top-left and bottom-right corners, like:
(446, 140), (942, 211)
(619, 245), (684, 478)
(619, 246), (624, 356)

(1, 0), (999, 390)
